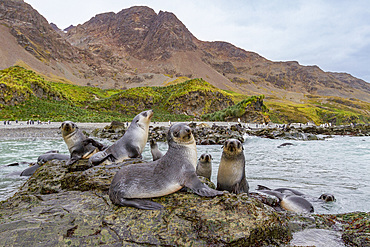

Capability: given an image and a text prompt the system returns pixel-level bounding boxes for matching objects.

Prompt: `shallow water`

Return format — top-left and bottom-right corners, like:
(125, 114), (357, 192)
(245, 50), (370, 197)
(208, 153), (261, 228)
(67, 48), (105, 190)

(1, 136), (369, 215)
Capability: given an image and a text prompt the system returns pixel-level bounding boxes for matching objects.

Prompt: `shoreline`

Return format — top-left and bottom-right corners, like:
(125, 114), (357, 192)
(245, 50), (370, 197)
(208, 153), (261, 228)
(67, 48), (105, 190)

(0, 121), (368, 139)
(0, 121), (236, 139)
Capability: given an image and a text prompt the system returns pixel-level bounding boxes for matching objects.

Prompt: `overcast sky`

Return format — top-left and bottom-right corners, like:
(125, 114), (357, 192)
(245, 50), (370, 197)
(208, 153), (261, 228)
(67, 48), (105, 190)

(24, 0), (370, 83)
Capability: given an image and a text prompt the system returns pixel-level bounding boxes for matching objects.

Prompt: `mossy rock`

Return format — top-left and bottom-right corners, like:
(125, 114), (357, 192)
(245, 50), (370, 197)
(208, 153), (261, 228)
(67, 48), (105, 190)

(0, 159), (292, 246)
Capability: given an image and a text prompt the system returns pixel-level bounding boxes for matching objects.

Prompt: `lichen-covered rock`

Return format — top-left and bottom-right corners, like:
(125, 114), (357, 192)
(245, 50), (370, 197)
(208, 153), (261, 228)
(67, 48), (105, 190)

(0, 159), (292, 246)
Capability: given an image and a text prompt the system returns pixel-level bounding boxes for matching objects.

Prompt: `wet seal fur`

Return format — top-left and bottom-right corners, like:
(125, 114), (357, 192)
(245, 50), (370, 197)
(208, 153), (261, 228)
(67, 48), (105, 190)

(258, 185), (336, 203)
(89, 110), (153, 166)
(150, 139), (163, 161)
(257, 187), (314, 214)
(217, 139), (249, 195)
(18, 151), (69, 176)
(60, 121), (106, 165)
(196, 153), (212, 180)
(109, 123), (224, 210)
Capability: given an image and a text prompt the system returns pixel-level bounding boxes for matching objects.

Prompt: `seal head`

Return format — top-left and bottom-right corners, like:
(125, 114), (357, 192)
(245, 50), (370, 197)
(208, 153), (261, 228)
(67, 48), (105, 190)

(196, 153), (212, 180)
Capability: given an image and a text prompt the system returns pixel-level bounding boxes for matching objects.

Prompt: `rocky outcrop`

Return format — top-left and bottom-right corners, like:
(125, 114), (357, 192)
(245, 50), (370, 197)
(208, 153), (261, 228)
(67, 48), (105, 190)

(0, 0), (78, 62)
(167, 90), (233, 116)
(0, 159), (292, 246)
(92, 122), (370, 146)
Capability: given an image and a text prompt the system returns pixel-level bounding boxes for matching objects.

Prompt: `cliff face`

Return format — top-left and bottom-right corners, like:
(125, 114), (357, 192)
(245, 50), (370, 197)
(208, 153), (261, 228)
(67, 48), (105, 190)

(0, 0), (78, 62)
(1, 1), (370, 103)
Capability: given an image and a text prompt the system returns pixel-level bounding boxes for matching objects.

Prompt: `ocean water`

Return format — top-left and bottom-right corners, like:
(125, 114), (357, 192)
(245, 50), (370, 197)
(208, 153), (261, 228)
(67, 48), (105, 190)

(0, 136), (369, 215)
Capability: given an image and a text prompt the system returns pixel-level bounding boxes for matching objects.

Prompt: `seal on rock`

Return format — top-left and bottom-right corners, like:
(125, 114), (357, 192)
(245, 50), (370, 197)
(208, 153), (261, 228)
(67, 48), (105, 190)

(217, 139), (249, 195)
(37, 152), (69, 165)
(60, 121), (106, 165)
(89, 110), (153, 166)
(257, 189), (314, 213)
(19, 151), (69, 176)
(150, 139), (163, 161)
(196, 153), (212, 180)
(109, 123), (224, 210)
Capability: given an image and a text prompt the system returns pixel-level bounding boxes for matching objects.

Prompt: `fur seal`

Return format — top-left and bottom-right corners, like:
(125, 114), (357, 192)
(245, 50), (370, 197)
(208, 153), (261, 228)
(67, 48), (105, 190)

(89, 110), (153, 166)
(257, 185), (335, 203)
(257, 189), (314, 213)
(319, 193), (336, 202)
(150, 139), (163, 161)
(216, 139), (249, 195)
(60, 121), (106, 165)
(278, 142), (294, 148)
(109, 123), (224, 210)
(20, 152), (70, 176)
(196, 153), (212, 180)
(37, 153), (69, 165)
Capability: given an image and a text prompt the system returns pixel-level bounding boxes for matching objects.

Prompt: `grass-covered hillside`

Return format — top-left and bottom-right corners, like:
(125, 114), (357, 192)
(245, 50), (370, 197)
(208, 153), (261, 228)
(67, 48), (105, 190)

(0, 66), (369, 124)
(0, 66), (237, 122)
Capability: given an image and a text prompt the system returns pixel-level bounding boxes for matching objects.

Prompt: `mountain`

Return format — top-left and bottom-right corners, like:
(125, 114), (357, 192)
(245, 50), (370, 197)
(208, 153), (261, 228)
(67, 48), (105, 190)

(1, 0), (370, 105)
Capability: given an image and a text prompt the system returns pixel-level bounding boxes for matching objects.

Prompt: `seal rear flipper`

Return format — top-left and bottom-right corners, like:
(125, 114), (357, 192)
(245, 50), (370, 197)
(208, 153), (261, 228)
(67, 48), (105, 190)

(117, 198), (164, 210)
(89, 151), (115, 166)
(184, 172), (224, 197)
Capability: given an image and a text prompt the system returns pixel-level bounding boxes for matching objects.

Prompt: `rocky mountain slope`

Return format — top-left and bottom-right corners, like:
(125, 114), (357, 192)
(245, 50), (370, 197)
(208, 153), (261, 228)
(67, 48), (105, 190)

(1, 0), (369, 105)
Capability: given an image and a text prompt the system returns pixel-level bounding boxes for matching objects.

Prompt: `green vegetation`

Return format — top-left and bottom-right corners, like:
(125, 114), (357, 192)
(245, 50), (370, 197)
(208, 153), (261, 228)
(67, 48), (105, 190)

(202, 95), (267, 121)
(266, 97), (370, 125)
(0, 67), (231, 122)
(0, 66), (369, 124)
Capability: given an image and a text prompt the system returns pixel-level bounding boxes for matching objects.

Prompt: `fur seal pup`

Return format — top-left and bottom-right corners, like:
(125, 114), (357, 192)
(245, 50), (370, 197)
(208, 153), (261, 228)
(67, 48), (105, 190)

(20, 152), (70, 176)
(60, 121), (106, 165)
(109, 123), (224, 210)
(150, 139), (163, 161)
(319, 193), (336, 202)
(196, 153), (212, 180)
(89, 110), (153, 166)
(37, 153), (69, 165)
(257, 189), (314, 213)
(217, 139), (249, 195)
(257, 185), (335, 203)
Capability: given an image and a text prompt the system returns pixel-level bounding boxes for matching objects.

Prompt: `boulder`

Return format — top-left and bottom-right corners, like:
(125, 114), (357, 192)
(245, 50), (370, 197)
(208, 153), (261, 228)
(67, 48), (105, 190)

(0, 159), (292, 246)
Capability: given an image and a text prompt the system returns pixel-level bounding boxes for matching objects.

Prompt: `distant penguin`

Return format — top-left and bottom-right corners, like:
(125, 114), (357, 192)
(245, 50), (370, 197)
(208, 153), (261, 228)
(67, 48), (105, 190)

(150, 139), (163, 161)
(196, 153), (212, 180)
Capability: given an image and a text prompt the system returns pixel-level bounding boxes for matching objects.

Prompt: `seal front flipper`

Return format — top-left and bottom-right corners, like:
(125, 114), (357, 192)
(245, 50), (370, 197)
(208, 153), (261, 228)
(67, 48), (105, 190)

(66, 153), (82, 166)
(82, 138), (107, 151)
(116, 198), (164, 210)
(184, 172), (224, 197)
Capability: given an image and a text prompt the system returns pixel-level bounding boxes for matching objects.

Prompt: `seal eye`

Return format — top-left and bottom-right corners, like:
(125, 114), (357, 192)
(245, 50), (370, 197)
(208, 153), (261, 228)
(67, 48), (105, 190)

(142, 112), (147, 117)
(173, 131), (179, 137)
